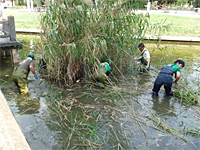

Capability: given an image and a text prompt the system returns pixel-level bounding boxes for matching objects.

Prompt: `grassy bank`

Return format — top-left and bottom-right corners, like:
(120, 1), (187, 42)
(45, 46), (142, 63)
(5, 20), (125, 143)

(4, 11), (200, 37)
(4, 12), (41, 29)
(148, 14), (200, 37)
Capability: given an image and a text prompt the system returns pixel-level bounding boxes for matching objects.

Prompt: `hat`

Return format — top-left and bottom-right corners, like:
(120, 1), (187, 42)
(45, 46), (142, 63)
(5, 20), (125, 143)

(28, 53), (35, 59)
(138, 43), (144, 48)
(106, 59), (111, 63)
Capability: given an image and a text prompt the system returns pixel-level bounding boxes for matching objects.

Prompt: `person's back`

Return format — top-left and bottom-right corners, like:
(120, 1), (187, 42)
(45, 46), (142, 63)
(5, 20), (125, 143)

(152, 59), (185, 96)
(93, 59), (111, 85)
(12, 53), (38, 95)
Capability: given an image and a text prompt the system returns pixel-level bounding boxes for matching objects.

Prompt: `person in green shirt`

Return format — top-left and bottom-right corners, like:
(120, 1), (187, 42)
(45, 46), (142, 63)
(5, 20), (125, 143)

(12, 53), (38, 95)
(152, 59), (185, 96)
(93, 59), (112, 85)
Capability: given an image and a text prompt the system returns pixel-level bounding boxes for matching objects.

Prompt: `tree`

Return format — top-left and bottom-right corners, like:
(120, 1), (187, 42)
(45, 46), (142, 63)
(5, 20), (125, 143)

(177, 0), (188, 5)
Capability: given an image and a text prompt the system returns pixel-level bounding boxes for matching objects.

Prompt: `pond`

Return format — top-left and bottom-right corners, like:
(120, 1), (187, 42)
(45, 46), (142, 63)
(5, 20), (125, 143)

(0, 34), (200, 149)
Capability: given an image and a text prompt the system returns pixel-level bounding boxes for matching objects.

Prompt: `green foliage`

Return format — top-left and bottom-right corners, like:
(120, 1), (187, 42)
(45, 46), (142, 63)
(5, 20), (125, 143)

(177, 0), (188, 5)
(15, 0), (38, 7)
(174, 85), (199, 105)
(40, 0), (151, 86)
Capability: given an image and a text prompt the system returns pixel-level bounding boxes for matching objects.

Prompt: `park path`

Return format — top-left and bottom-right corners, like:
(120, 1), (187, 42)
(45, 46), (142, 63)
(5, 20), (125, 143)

(0, 90), (31, 150)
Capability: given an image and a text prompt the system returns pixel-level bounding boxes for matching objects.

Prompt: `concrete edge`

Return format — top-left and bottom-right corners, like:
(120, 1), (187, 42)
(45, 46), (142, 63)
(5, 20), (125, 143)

(145, 35), (200, 43)
(0, 90), (31, 150)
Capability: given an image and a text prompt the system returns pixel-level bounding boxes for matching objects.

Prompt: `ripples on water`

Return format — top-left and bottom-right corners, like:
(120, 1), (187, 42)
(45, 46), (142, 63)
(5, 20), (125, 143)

(1, 40), (200, 149)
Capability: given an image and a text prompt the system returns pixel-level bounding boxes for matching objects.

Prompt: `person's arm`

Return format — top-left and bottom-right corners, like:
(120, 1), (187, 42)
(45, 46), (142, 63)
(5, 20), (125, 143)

(30, 65), (38, 79)
(146, 61), (150, 68)
(30, 65), (36, 75)
(173, 71), (181, 85)
(144, 50), (150, 68)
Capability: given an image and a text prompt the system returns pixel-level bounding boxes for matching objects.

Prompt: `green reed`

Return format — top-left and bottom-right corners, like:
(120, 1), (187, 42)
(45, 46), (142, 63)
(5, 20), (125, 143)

(39, 0), (153, 86)
(174, 84), (199, 105)
(45, 82), (137, 149)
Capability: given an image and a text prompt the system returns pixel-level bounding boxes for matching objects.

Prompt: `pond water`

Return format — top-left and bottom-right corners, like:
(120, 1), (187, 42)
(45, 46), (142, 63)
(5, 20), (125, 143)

(0, 35), (200, 149)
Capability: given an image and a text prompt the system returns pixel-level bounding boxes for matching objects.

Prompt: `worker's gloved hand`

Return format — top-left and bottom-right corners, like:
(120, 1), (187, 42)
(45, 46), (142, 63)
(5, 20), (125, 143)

(146, 65), (150, 69)
(34, 74), (38, 79)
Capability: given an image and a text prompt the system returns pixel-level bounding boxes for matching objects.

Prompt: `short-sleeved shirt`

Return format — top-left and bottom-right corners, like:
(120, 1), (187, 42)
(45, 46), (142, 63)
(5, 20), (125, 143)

(141, 48), (150, 62)
(167, 64), (181, 73)
(19, 57), (35, 72)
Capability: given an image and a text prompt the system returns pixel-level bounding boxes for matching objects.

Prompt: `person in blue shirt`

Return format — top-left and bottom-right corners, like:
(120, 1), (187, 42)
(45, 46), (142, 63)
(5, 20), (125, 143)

(152, 59), (185, 96)
(93, 59), (112, 85)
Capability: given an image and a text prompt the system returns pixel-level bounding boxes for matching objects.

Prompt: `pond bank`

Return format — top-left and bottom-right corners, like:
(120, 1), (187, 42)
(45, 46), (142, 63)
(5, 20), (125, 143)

(0, 90), (31, 150)
(15, 28), (200, 42)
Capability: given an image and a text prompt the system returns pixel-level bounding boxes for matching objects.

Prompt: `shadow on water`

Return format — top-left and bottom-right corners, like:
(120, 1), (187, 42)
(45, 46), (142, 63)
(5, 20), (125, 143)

(1, 36), (200, 149)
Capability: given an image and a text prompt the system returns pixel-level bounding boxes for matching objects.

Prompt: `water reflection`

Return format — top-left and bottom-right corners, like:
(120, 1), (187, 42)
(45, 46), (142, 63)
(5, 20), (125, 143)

(15, 95), (40, 114)
(151, 95), (176, 117)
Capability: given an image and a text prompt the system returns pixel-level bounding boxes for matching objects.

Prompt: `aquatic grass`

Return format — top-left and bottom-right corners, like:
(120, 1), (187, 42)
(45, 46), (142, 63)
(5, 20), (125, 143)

(45, 82), (139, 149)
(179, 121), (200, 136)
(147, 115), (175, 135)
(37, 1), (200, 146)
(44, 79), (200, 148)
(39, 0), (154, 86)
(0, 78), (13, 87)
(146, 114), (197, 143)
(173, 85), (199, 105)
(13, 96), (39, 105)
(184, 128), (200, 136)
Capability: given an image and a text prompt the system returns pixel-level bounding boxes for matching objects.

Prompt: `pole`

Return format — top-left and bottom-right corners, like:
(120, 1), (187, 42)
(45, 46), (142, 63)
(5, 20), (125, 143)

(147, 0), (151, 12)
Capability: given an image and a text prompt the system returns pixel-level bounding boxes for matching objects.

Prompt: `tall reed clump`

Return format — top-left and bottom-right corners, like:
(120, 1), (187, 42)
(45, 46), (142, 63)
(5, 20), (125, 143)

(39, 0), (150, 87)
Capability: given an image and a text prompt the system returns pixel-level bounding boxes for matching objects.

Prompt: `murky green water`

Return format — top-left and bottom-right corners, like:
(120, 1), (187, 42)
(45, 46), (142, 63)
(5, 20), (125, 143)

(0, 35), (200, 149)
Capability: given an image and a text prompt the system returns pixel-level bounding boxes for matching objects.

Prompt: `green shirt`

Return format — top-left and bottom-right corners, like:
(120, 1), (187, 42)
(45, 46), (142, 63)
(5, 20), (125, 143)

(100, 62), (111, 76)
(167, 64), (181, 73)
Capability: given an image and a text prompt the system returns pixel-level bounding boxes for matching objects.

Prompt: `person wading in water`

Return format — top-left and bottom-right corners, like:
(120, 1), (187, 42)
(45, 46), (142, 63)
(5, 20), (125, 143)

(138, 43), (151, 72)
(152, 59), (185, 96)
(93, 59), (112, 85)
(12, 53), (38, 95)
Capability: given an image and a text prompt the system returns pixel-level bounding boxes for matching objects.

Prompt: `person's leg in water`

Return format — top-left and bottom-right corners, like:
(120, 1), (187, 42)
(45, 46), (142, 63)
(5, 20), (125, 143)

(164, 82), (173, 96)
(152, 74), (165, 96)
(152, 82), (162, 96)
(18, 78), (29, 95)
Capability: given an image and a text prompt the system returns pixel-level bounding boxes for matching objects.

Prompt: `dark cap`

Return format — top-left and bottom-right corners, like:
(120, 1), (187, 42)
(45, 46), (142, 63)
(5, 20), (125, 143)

(138, 43), (144, 48)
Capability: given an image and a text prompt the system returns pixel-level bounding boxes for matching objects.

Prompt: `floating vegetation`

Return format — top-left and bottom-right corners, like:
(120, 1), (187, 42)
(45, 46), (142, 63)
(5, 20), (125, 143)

(13, 96), (40, 105)
(173, 85), (199, 105)
(0, 78), (13, 87)
(46, 85), (131, 149)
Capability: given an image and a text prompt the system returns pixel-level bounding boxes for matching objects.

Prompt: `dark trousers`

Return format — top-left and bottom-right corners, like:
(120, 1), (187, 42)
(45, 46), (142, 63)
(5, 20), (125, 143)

(152, 73), (173, 95)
